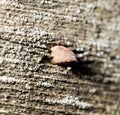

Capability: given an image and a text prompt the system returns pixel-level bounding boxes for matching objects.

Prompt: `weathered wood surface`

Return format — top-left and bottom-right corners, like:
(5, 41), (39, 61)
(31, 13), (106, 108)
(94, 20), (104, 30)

(0, 0), (120, 114)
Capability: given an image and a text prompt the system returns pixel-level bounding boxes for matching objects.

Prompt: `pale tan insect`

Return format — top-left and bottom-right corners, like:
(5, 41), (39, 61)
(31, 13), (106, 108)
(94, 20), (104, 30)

(50, 45), (77, 65)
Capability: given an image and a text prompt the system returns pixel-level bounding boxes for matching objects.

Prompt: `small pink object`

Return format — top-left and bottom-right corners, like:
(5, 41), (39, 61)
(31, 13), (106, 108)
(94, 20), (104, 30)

(50, 45), (77, 65)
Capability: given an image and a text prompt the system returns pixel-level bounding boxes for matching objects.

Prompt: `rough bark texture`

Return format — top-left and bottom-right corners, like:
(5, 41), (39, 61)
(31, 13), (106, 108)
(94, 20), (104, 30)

(0, 0), (120, 115)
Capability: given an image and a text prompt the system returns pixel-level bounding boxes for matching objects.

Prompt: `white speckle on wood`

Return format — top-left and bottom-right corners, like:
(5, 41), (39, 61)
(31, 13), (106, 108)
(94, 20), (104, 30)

(0, 0), (10, 5)
(46, 95), (92, 109)
(0, 57), (20, 64)
(0, 76), (19, 84)
(36, 81), (53, 87)
(34, 74), (53, 79)
(0, 109), (8, 113)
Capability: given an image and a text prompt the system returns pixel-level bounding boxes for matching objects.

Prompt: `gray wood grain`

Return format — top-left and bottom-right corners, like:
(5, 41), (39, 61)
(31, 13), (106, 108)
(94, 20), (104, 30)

(0, 0), (120, 114)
